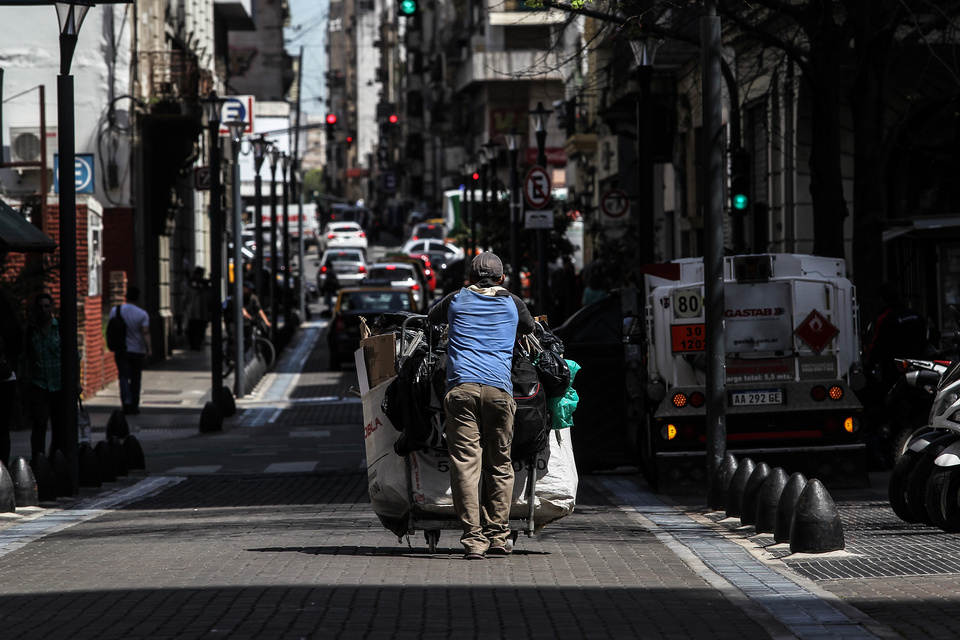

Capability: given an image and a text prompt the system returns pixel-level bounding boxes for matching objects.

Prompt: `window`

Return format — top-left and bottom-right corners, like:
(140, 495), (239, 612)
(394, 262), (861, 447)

(505, 26), (551, 51)
(88, 212), (103, 296)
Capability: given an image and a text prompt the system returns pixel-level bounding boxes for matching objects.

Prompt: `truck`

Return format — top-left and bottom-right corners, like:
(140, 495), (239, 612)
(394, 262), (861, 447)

(248, 202), (320, 248)
(640, 254), (868, 491)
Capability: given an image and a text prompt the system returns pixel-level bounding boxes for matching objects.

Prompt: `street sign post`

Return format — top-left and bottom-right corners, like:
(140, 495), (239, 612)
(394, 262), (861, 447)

(53, 153), (94, 194)
(523, 165), (551, 210)
(524, 210), (554, 229)
(600, 189), (630, 220)
(218, 96), (255, 135)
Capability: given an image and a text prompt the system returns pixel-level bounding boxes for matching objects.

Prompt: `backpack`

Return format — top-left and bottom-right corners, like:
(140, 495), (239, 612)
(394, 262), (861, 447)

(511, 337), (548, 462)
(106, 305), (127, 353)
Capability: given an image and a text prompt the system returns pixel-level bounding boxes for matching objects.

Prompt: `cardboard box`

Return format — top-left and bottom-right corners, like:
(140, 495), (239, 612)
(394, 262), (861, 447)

(360, 333), (397, 390)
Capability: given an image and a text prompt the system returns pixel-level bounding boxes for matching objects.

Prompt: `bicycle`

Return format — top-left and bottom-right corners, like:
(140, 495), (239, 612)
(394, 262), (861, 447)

(222, 320), (275, 377)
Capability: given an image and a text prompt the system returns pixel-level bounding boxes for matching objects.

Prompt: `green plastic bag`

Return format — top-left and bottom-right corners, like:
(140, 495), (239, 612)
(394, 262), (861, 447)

(548, 359), (580, 429)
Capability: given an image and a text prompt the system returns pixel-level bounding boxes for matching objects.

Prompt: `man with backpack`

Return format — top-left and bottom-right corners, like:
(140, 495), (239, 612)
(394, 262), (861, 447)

(108, 286), (152, 415)
(428, 252), (534, 560)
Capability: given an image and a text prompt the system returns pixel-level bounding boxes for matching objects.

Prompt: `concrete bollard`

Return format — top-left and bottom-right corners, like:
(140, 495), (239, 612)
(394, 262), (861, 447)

(789, 478), (845, 553)
(726, 457), (756, 519)
(740, 462), (771, 527)
(708, 452), (738, 512)
(10, 457), (38, 507)
(199, 401), (223, 433)
(29, 453), (57, 502)
(106, 408), (130, 439)
(755, 467), (789, 534)
(774, 472), (808, 544)
(78, 442), (102, 488)
(123, 435), (146, 470)
(0, 462), (16, 512)
(94, 441), (117, 483)
(50, 450), (73, 497)
(108, 437), (128, 478)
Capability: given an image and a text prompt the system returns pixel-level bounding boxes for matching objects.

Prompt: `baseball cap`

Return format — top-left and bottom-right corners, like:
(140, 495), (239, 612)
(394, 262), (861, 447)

(470, 252), (504, 279)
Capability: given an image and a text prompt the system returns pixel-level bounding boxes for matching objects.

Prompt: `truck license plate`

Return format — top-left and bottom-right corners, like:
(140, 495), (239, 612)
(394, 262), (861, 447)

(730, 389), (783, 406)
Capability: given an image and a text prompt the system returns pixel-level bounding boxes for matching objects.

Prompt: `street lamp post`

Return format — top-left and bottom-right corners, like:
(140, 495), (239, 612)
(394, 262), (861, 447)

(464, 160), (477, 260)
(482, 140), (499, 252)
(280, 152), (292, 328)
(250, 135), (272, 303)
(478, 150), (489, 255)
(202, 92), (228, 416)
(630, 37), (658, 270)
(55, 0), (91, 494)
(530, 101), (553, 317)
(505, 130), (522, 295)
(268, 146), (280, 344)
(226, 120), (246, 398)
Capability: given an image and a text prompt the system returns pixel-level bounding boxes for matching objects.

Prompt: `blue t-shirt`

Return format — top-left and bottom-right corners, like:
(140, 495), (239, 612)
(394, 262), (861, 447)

(443, 288), (519, 394)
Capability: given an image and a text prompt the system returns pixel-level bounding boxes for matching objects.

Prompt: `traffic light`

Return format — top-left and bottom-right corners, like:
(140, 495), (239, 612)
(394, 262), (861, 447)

(325, 113), (338, 137)
(345, 132), (355, 147)
(388, 113), (399, 125)
(730, 148), (751, 213)
(397, 0), (418, 17)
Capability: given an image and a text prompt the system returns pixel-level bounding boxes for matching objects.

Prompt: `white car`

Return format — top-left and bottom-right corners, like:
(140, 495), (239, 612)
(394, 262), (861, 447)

(320, 222), (368, 255)
(318, 248), (368, 289)
(400, 238), (464, 262)
(365, 262), (426, 311)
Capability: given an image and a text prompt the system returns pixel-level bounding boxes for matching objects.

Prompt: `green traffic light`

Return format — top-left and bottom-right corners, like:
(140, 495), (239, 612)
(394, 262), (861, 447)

(732, 193), (749, 210)
(399, 0), (417, 15)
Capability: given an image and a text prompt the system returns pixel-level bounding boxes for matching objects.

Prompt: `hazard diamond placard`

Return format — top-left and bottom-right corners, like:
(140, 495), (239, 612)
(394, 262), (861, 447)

(794, 309), (839, 354)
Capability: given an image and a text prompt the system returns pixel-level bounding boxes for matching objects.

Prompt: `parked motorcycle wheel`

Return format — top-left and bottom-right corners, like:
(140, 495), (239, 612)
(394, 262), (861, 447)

(925, 465), (954, 531)
(903, 433), (960, 525)
(941, 466), (960, 532)
(890, 419), (937, 466)
(889, 447), (924, 522)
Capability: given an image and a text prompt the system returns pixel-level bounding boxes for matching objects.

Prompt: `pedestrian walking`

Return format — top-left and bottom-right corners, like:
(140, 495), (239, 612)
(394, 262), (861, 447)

(109, 286), (152, 415)
(0, 290), (22, 469)
(428, 251), (535, 559)
(20, 293), (65, 459)
(185, 266), (210, 351)
(322, 261), (340, 310)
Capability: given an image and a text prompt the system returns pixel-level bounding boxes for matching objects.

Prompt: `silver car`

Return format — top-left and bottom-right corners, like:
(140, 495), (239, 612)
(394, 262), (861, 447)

(318, 248), (368, 289)
(365, 262), (426, 311)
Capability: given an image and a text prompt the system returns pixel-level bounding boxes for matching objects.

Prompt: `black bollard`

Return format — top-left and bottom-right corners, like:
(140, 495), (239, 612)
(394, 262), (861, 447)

(789, 479), (845, 553)
(10, 457), (38, 507)
(124, 435), (146, 470)
(774, 472), (808, 544)
(0, 462), (16, 513)
(199, 400), (223, 433)
(78, 442), (102, 488)
(220, 386), (236, 418)
(106, 407), (130, 439)
(755, 467), (789, 534)
(740, 462), (771, 527)
(108, 436), (128, 478)
(95, 441), (117, 483)
(30, 453), (57, 502)
(708, 452), (738, 512)
(50, 450), (73, 497)
(725, 457), (755, 519)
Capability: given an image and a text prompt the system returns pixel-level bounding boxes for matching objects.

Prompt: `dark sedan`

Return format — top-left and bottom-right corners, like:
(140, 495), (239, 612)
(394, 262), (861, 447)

(327, 286), (416, 370)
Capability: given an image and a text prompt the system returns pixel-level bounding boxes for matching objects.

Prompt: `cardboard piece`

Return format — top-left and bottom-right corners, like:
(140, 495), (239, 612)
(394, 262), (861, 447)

(360, 334), (397, 389)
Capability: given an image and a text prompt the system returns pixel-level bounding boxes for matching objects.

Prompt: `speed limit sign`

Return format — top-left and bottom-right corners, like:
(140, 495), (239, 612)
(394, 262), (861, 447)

(600, 189), (630, 219)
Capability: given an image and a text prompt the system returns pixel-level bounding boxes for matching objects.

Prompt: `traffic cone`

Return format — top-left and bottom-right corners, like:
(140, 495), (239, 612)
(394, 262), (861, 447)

(725, 457), (755, 519)
(124, 435), (146, 470)
(199, 401), (223, 433)
(78, 442), (102, 488)
(10, 457), (38, 507)
(106, 408), (130, 439)
(50, 449), (73, 497)
(789, 479), (845, 553)
(108, 436), (128, 478)
(755, 467), (789, 534)
(0, 462), (15, 513)
(29, 453), (56, 502)
(95, 441), (117, 483)
(708, 452), (738, 511)
(774, 472), (808, 543)
(740, 462), (771, 527)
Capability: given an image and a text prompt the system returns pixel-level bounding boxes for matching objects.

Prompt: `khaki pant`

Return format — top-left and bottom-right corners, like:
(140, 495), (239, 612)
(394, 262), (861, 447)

(444, 383), (516, 554)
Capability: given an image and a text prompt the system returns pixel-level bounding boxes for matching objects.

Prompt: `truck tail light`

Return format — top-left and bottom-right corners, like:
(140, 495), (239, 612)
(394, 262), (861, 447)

(828, 385), (844, 400)
(672, 393), (687, 408)
(689, 392), (705, 408)
(844, 417), (858, 433)
(811, 385), (827, 401)
(662, 424), (677, 440)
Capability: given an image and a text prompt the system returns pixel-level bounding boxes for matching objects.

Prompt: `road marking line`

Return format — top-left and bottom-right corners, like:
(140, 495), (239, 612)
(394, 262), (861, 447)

(290, 430), (331, 437)
(264, 461), (317, 473)
(165, 465), (222, 474)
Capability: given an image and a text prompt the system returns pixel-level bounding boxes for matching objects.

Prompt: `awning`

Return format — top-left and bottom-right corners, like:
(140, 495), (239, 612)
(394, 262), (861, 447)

(883, 215), (960, 243)
(0, 199), (56, 253)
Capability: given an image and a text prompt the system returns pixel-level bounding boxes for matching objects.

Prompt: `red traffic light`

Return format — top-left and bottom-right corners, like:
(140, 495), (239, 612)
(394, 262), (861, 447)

(388, 114), (399, 124)
(326, 113), (338, 125)
(346, 135), (354, 144)
(472, 172), (479, 180)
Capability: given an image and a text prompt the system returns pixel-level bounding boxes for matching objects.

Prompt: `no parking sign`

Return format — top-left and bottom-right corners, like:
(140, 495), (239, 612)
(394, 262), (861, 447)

(600, 189), (630, 221)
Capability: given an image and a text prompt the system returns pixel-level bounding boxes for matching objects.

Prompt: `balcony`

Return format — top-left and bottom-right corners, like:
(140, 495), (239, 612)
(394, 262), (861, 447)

(140, 51), (207, 105)
(453, 49), (565, 92)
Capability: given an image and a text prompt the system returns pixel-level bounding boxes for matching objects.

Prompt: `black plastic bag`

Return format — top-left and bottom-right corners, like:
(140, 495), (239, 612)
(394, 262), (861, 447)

(511, 338), (549, 461)
(536, 349), (571, 398)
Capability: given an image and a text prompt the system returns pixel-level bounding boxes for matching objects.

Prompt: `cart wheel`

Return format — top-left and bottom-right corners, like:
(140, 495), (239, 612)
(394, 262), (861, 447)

(424, 530), (440, 553)
(509, 531), (519, 545)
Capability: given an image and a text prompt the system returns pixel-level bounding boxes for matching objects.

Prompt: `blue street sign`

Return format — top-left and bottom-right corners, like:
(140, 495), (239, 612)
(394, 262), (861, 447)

(53, 154), (95, 194)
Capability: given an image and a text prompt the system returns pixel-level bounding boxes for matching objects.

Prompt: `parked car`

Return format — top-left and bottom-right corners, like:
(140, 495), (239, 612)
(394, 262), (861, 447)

(318, 248), (368, 290)
(382, 252), (435, 296)
(327, 286), (416, 370)
(365, 262), (427, 311)
(319, 222), (368, 255)
(400, 238), (464, 263)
